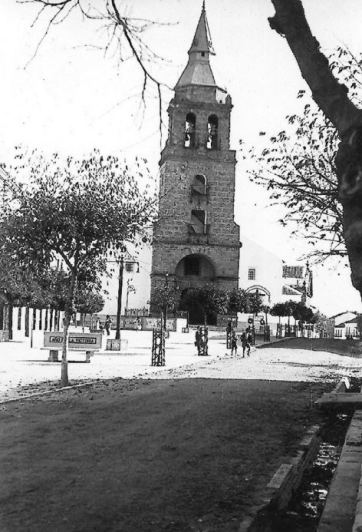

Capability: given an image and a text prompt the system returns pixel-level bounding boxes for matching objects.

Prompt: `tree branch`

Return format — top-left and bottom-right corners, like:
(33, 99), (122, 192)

(270, 0), (362, 136)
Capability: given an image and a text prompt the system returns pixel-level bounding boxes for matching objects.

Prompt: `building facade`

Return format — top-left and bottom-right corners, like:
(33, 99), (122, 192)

(239, 235), (313, 306)
(150, 5), (240, 323)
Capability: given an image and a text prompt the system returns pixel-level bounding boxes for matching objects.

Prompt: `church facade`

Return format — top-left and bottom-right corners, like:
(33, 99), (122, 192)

(150, 5), (240, 323)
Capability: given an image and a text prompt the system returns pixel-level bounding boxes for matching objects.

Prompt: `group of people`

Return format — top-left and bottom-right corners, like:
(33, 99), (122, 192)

(230, 329), (253, 357)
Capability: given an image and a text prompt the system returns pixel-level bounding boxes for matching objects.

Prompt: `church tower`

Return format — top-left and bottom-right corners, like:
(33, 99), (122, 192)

(150, 3), (240, 324)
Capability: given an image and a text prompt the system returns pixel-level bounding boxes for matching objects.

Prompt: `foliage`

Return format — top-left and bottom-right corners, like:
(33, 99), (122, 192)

(0, 148), (156, 384)
(181, 284), (228, 324)
(227, 288), (250, 314)
(243, 48), (362, 263)
(247, 292), (264, 315)
(151, 284), (180, 315)
(270, 300), (315, 324)
(76, 291), (105, 315)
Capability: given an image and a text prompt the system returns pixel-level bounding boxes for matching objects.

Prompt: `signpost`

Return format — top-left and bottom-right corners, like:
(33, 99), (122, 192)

(44, 332), (103, 362)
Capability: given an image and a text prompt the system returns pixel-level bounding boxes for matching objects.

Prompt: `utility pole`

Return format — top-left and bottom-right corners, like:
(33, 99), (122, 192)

(115, 255), (124, 340)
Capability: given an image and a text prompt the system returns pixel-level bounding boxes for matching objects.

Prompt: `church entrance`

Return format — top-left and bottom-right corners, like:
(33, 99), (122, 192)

(179, 289), (217, 326)
(175, 254), (217, 325)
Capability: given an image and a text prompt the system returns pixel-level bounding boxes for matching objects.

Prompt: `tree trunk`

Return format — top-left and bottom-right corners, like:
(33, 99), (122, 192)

(270, 0), (362, 300)
(61, 269), (78, 387)
(25, 306), (29, 337)
(8, 301), (13, 340)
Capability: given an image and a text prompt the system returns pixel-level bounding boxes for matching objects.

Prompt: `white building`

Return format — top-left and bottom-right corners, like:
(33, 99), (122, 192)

(239, 235), (312, 306)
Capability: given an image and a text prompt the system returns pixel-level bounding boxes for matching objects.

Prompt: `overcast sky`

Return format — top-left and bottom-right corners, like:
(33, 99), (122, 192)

(1, 0), (362, 315)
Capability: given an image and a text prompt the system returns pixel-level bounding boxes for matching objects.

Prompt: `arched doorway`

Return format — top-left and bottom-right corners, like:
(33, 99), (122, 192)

(175, 254), (216, 325)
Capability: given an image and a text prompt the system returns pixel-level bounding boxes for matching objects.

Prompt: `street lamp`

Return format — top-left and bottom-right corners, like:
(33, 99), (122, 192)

(108, 252), (139, 341)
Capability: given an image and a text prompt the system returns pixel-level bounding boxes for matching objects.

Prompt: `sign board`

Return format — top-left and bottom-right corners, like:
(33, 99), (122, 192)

(142, 317), (176, 331)
(216, 315), (237, 328)
(44, 332), (103, 350)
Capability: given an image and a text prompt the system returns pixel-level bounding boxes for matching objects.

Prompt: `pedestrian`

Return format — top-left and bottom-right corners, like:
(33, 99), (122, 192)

(195, 326), (202, 355)
(240, 332), (249, 358)
(246, 331), (253, 356)
(230, 329), (238, 355)
(104, 315), (112, 336)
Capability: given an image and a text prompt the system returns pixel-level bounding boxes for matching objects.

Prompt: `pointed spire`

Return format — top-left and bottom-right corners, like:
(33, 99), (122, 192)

(188, 2), (215, 56)
(175, 2), (216, 89)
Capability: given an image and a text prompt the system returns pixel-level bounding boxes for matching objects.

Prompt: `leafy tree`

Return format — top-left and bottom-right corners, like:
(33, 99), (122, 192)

(227, 288), (251, 314)
(247, 292), (264, 315)
(291, 301), (314, 325)
(270, 302), (290, 324)
(181, 284), (228, 326)
(0, 149), (155, 385)
(151, 283), (180, 327)
(269, 0), (362, 301)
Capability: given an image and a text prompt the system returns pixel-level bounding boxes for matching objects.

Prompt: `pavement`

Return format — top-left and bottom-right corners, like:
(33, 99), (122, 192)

(2, 328), (362, 402)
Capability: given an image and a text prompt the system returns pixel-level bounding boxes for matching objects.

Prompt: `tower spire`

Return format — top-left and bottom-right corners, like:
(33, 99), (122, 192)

(175, 3), (216, 89)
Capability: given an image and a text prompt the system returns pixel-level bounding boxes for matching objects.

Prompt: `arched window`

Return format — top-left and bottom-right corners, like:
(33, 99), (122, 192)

(192, 174), (207, 195)
(207, 114), (218, 150)
(184, 113), (196, 148)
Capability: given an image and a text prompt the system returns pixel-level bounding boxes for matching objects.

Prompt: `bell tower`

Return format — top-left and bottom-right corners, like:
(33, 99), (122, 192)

(150, 3), (240, 323)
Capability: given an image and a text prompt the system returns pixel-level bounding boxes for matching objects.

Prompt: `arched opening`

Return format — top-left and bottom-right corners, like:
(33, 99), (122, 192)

(175, 254), (216, 325)
(192, 174), (207, 195)
(175, 254), (214, 280)
(184, 113), (196, 148)
(245, 285), (271, 303)
(207, 114), (218, 150)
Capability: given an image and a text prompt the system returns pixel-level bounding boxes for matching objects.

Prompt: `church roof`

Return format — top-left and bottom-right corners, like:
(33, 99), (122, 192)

(175, 3), (217, 89)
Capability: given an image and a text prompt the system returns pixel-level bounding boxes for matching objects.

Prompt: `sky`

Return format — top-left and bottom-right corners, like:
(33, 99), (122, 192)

(1, 0), (362, 315)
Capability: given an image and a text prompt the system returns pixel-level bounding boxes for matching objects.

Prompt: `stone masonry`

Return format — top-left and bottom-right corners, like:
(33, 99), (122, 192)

(150, 5), (240, 311)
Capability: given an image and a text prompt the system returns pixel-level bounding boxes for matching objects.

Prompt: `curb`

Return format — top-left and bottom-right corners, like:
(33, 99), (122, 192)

(238, 425), (321, 531)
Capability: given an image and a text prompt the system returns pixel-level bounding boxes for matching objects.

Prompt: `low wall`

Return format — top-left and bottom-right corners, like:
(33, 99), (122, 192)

(239, 425), (321, 531)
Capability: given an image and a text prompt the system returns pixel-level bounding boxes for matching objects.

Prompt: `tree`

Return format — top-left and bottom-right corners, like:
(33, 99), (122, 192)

(245, 47), (362, 263)
(151, 283), (180, 327)
(291, 301), (314, 325)
(247, 292), (264, 316)
(245, 100), (343, 261)
(20, 0), (170, 141)
(0, 149), (155, 385)
(269, 0), (362, 300)
(270, 302), (287, 324)
(181, 284), (228, 326)
(227, 288), (251, 314)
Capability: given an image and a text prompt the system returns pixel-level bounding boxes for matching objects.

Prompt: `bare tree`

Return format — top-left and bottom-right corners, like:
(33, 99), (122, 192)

(19, 0), (172, 142)
(269, 0), (362, 300)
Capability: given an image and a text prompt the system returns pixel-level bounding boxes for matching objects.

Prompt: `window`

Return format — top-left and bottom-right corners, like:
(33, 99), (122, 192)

(207, 114), (218, 150)
(191, 209), (207, 234)
(184, 256), (200, 276)
(191, 174), (207, 195)
(184, 113), (196, 148)
(125, 262), (134, 272)
(248, 268), (256, 281)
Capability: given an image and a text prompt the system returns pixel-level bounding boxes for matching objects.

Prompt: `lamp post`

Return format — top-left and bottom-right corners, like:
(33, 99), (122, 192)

(108, 253), (139, 341)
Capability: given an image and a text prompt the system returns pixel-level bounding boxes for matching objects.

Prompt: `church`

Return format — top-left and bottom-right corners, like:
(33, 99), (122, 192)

(101, 4), (312, 323)
(150, 3), (240, 324)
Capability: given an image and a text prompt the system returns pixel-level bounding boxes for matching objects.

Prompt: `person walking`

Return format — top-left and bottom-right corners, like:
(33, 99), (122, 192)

(240, 332), (250, 358)
(195, 326), (202, 355)
(230, 330), (238, 355)
(104, 315), (112, 336)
